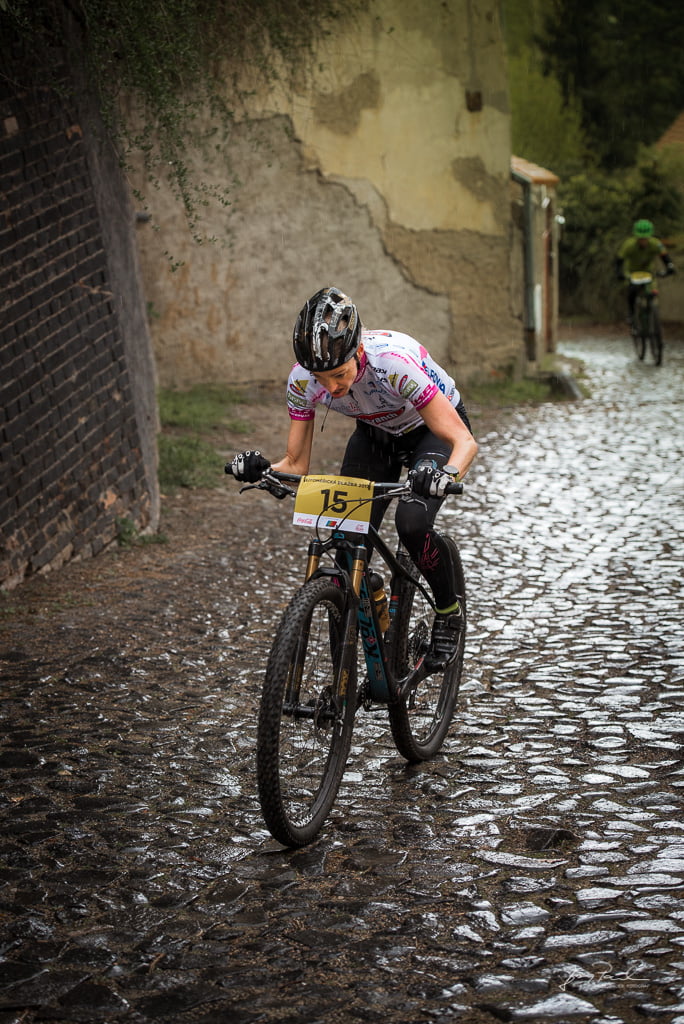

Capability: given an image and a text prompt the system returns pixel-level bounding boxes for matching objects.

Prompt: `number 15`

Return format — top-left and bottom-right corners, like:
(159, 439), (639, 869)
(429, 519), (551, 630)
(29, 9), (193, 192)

(320, 488), (349, 514)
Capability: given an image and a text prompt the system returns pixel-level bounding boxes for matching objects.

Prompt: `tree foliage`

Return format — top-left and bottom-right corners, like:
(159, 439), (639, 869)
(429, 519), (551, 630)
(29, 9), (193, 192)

(508, 47), (586, 176)
(502, 0), (587, 177)
(1, 0), (367, 228)
(538, 0), (684, 170)
(502, 0), (684, 317)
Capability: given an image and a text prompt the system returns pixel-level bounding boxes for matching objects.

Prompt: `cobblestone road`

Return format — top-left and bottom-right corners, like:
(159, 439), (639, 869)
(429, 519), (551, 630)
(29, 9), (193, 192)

(1, 327), (684, 1024)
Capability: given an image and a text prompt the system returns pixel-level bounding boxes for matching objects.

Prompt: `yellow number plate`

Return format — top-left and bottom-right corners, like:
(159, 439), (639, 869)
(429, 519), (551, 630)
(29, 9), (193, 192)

(293, 475), (374, 533)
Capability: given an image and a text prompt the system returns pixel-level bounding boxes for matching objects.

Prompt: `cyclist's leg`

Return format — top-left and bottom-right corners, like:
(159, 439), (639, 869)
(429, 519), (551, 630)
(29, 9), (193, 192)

(388, 421), (468, 752)
(627, 283), (638, 326)
(650, 300), (663, 365)
(395, 426), (466, 664)
(394, 432), (459, 610)
(633, 291), (647, 359)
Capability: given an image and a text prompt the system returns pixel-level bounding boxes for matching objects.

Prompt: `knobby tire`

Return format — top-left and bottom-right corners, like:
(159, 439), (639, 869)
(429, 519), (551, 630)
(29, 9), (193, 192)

(387, 537), (466, 761)
(256, 577), (357, 847)
(649, 305), (663, 366)
(633, 310), (646, 361)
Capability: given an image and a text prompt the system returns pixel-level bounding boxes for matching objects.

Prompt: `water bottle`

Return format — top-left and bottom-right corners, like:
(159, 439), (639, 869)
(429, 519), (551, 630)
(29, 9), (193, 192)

(370, 572), (390, 633)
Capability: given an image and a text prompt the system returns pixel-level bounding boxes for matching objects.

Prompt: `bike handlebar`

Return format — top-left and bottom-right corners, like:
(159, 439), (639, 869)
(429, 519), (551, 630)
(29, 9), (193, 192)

(224, 463), (463, 496)
(224, 463), (299, 483)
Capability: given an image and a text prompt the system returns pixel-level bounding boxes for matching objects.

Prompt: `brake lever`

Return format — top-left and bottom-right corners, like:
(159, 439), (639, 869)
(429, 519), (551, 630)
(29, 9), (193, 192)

(235, 472), (294, 500)
(269, 484), (294, 500)
(262, 472), (297, 500)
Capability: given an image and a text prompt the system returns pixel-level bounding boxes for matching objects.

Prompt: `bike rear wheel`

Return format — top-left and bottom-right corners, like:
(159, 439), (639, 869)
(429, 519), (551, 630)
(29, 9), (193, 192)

(256, 577), (357, 847)
(633, 313), (646, 361)
(649, 306), (663, 366)
(387, 538), (466, 762)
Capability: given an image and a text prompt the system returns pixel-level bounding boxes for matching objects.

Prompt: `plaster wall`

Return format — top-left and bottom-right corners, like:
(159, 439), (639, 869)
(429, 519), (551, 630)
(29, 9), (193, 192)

(660, 274), (684, 324)
(133, 0), (520, 389)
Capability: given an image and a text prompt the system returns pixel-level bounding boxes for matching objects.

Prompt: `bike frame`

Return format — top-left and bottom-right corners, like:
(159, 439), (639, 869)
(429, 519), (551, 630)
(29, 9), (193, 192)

(229, 465), (462, 707)
(635, 283), (657, 331)
(629, 270), (668, 336)
(302, 524), (435, 706)
(235, 463), (466, 846)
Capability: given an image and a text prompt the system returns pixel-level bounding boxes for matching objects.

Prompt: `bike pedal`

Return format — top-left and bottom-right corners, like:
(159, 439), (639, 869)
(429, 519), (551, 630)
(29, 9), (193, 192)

(424, 651), (455, 673)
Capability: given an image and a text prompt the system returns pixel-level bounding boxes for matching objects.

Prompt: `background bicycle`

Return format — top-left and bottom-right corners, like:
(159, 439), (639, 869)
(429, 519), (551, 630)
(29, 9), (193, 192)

(629, 270), (668, 365)
(226, 465), (466, 847)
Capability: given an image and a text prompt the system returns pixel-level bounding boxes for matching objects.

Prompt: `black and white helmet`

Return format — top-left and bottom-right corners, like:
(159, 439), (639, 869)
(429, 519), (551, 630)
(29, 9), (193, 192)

(293, 286), (361, 372)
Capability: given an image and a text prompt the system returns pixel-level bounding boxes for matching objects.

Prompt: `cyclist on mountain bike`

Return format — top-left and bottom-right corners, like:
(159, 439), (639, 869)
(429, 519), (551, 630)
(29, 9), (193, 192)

(231, 286), (478, 665)
(615, 219), (676, 323)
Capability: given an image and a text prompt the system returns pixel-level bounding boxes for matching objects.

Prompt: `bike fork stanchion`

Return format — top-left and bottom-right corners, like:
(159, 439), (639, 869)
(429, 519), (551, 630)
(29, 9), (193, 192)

(304, 538), (323, 581)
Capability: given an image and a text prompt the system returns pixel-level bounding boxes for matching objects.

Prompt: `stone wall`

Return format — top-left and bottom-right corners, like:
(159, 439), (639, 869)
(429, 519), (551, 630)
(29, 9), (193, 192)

(133, 0), (522, 391)
(0, 60), (159, 590)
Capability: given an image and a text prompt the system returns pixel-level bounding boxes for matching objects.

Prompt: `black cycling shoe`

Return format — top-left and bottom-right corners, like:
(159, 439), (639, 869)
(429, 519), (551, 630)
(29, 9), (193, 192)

(426, 608), (463, 669)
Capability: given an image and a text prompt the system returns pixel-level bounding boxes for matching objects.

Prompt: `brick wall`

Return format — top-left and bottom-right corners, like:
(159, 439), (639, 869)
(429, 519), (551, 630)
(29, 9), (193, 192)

(0, 65), (159, 590)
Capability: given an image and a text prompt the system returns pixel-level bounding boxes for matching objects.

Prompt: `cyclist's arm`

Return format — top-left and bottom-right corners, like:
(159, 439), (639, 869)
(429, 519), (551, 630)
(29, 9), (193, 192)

(271, 417), (315, 476)
(418, 390), (478, 478)
(661, 250), (675, 273)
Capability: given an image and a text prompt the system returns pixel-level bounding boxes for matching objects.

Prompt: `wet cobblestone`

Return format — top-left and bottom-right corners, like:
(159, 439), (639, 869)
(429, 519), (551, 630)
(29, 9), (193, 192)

(1, 328), (683, 1023)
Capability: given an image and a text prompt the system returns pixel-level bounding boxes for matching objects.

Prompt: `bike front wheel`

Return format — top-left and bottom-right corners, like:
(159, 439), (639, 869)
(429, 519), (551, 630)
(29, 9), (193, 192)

(387, 538), (466, 762)
(256, 577), (357, 847)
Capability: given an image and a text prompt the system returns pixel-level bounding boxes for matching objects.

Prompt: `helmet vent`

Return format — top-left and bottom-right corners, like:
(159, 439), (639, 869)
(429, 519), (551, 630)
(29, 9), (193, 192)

(293, 287), (361, 371)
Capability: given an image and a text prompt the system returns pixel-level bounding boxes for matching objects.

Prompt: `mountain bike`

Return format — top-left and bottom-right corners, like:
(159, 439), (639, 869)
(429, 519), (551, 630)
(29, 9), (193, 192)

(629, 270), (667, 366)
(225, 465), (466, 848)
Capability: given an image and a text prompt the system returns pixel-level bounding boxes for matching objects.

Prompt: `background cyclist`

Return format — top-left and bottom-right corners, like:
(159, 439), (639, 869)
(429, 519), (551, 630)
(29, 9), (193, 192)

(615, 219), (676, 325)
(231, 286), (478, 667)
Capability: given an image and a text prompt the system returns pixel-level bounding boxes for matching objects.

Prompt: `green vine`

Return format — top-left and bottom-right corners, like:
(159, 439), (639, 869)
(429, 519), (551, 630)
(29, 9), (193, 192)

(1, 0), (367, 234)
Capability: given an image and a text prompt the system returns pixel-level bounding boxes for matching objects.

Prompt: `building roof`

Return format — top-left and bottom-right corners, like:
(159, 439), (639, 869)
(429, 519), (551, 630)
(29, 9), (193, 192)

(656, 111), (684, 149)
(511, 156), (560, 186)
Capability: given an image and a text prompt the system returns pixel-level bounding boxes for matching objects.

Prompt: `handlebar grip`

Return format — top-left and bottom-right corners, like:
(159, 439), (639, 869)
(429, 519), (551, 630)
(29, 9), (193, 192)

(445, 481), (464, 495)
(224, 462), (236, 476)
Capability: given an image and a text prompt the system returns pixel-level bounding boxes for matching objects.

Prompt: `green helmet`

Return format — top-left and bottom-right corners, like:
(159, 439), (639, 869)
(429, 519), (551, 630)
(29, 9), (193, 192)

(633, 219), (654, 238)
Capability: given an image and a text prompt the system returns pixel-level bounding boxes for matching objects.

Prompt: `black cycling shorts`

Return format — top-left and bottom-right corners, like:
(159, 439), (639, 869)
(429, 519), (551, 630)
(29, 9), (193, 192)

(337, 400), (471, 607)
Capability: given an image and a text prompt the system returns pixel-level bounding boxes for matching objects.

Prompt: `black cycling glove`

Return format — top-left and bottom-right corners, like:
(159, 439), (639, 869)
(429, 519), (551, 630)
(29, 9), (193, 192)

(409, 462), (459, 499)
(231, 450), (270, 482)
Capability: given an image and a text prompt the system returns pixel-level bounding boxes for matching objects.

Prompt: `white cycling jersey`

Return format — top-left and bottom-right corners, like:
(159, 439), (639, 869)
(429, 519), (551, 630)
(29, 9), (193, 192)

(286, 330), (461, 436)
